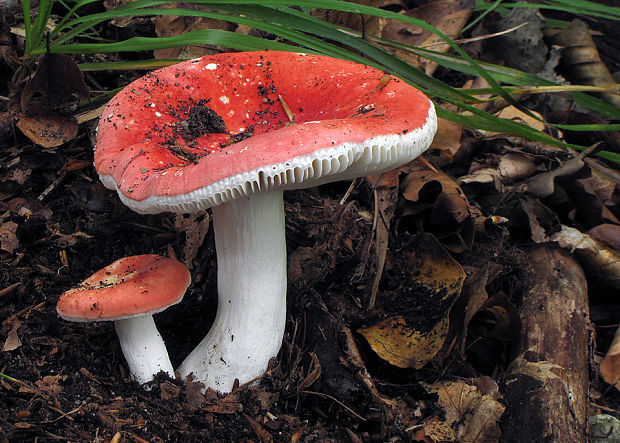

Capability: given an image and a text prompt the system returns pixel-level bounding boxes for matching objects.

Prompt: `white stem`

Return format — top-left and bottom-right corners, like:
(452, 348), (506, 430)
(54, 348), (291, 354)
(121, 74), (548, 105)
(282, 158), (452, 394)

(177, 190), (287, 392)
(114, 316), (175, 385)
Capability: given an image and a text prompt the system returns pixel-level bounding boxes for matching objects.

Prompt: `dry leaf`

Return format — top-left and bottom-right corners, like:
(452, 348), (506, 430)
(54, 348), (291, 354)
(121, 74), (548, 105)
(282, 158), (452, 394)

(17, 114), (79, 148)
(419, 415), (457, 442)
(551, 19), (620, 107)
(459, 265), (490, 355)
(203, 389), (239, 414)
(381, 0), (474, 76)
(311, 0), (383, 37)
(601, 326), (620, 390)
(35, 375), (64, 397)
(154, 3), (235, 59)
(489, 7), (547, 73)
(588, 224), (620, 248)
(518, 196), (560, 243)
(367, 186), (398, 309)
(174, 211), (210, 269)
(495, 106), (546, 133)
(0, 221), (19, 253)
(428, 118), (463, 162)
(518, 145), (596, 198)
(358, 233), (465, 369)
(400, 163), (473, 252)
(21, 53), (89, 115)
(426, 378), (505, 443)
(550, 225), (620, 290)
(3, 318), (21, 351)
(459, 152), (538, 191)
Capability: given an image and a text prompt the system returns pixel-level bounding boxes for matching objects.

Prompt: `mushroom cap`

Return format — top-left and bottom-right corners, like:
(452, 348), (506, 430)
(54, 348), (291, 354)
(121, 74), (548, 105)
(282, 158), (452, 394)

(57, 255), (191, 322)
(95, 51), (437, 214)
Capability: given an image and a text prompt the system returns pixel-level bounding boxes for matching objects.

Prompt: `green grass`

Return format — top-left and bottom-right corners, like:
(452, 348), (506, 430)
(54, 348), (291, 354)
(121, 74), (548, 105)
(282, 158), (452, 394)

(22, 0), (620, 163)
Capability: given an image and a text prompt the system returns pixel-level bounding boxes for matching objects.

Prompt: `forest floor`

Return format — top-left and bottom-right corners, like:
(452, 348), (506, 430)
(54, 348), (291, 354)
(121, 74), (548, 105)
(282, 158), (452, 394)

(1, 1), (620, 442)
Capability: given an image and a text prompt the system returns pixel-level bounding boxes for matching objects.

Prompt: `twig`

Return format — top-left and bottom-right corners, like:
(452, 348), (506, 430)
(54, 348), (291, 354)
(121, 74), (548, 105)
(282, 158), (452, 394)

(301, 390), (366, 421)
(278, 95), (295, 123)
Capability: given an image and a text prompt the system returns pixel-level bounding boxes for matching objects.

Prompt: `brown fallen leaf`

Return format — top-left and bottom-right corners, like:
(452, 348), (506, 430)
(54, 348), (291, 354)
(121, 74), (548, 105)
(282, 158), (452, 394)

(16, 114), (79, 148)
(203, 389), (239, 414)
(2, 318), (22, 351)
(174, 211), (210, 269)
(21, 53), (89, 115)
(601, 326), (620, 391)
(311, 0), (383, 37)
(35, 375), (64, 398)
(427, 118), (463, 163)
(0, 221), (19, 253)
(400, 163), (474, 253)
(358, 233), (465, 369)
(494, 106), (546, 133)
(459, 152), (538, 191)
(425, 378), (505, 443)
(551, 19), (620, 108)
(154, 3), (235, 59)
(366, 185), (398, 309)
(588, 223), (620, 248)
(381, 0), (474, 76)
(458, 265), (491, 355)
(550, 225), (620, 290)
(517, 144), (598, 198)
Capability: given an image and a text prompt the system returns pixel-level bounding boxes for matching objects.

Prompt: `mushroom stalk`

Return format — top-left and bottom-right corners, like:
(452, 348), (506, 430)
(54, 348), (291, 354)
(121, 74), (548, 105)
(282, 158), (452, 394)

(178, 190), (287, 392)
(114, 316), (175, 385)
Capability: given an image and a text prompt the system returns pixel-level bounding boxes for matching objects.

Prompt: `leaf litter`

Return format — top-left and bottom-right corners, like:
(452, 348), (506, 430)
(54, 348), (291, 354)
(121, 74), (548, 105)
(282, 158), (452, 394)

(1, 2), (620, 441)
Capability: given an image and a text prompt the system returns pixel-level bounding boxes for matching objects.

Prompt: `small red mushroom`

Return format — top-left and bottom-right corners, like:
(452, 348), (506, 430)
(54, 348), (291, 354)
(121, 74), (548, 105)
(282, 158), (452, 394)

(94, 51), (437, 392)
(57, 255), (191, 385)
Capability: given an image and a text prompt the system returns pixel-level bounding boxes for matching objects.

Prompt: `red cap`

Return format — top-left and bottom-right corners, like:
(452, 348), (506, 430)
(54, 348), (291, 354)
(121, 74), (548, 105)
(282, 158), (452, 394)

(95, 51), (436, 214)
(57, 255), (191, 322)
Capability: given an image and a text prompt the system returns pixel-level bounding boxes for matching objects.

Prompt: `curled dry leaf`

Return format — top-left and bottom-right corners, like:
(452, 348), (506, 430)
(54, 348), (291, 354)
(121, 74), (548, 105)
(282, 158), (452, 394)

(458, 265), (491, 355)
(517, 145), (597, 198)
(600, 326), (620, 391)
(425, 378), (505, 443)
(2, 318), (21, 351)
(568, 175), (620, 226)
(550, 225), (620, 290)
(427, 118), (463, 163)
(358, 233), (465, 369)
(17, 52), (88, 147)
(381, 0), (474, 76)
(519, 196), (561, 243)
(551, 19), (620, 108)
(588, 223), (620, 248)
(400, 163), (473, 253)
(174, 211), (210, 269)
(20, 53), (89, 115)
(459, 152), (538, 191)
(469, 293), (521, 341)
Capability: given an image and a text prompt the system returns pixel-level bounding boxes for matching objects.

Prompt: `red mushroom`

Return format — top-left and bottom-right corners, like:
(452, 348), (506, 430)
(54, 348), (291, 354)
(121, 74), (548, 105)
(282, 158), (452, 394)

(57, 255), (191, 385)
(94, 51), (437, 392)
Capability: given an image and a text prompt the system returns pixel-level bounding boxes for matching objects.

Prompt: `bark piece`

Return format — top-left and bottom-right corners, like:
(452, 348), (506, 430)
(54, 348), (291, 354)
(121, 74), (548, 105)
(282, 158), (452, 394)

(500, 246), (590, 442)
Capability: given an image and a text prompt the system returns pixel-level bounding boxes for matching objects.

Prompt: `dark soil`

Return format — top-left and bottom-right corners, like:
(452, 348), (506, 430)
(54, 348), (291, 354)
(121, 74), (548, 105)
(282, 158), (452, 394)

(2, 4), (620, 443)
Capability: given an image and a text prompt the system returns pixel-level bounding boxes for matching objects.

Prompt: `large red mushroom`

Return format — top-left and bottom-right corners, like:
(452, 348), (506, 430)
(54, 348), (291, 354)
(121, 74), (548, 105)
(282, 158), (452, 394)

(95, 51), (437, 392)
